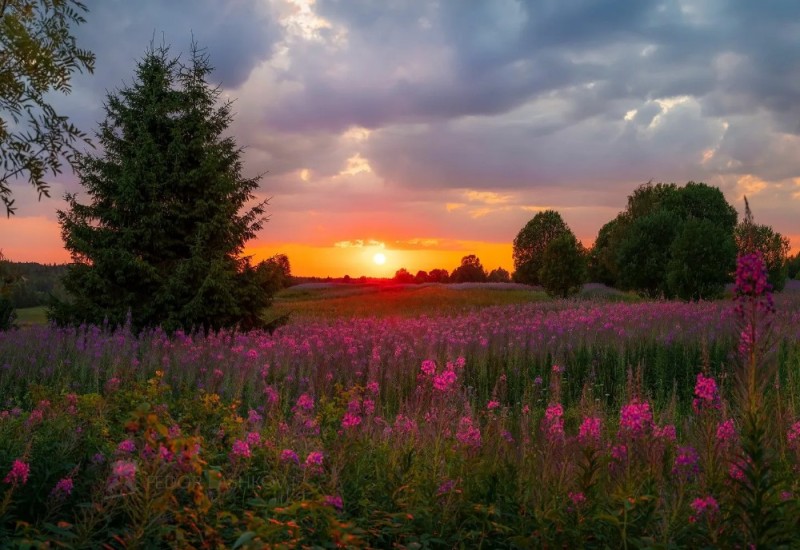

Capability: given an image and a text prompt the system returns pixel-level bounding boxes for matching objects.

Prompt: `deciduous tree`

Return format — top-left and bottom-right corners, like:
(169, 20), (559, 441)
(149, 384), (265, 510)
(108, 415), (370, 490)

(539, 234), (586, 298)
(0, 0), (95, 215)
(513, 210), (571, 285)
(451, 255), (487, 283)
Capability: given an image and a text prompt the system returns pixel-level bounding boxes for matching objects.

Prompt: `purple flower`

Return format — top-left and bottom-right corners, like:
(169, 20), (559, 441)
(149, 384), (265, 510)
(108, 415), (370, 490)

(280, 449), (299, 464)
(51, 477), (74, 498)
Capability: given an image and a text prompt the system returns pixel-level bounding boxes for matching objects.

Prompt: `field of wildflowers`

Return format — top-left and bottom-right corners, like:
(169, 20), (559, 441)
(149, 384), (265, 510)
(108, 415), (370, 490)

(1, 256), (800, 547)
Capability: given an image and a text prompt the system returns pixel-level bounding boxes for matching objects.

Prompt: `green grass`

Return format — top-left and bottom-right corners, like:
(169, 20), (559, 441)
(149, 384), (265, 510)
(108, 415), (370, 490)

(14, 306), (47, 326)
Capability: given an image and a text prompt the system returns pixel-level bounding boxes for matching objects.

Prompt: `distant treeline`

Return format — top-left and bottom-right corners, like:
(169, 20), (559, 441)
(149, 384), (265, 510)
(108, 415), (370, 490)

(2, 262), (69, 308)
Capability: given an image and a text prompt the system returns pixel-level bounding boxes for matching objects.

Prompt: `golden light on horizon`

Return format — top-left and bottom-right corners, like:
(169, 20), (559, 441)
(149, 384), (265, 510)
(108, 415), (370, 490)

(372, 252), (386, 265)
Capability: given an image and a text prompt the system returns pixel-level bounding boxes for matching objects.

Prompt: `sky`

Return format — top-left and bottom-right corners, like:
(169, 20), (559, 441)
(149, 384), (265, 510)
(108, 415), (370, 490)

(1, 0), (799, 277)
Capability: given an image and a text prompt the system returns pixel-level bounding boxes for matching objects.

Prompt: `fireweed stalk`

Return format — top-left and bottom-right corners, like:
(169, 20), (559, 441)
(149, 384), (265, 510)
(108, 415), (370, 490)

(731, 252), (788, 547)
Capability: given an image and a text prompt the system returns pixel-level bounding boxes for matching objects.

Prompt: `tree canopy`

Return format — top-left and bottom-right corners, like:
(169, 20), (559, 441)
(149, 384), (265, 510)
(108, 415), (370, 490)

(513, 210), (571, 285)
(52, 42), (274, 332)
(592, 181), (738, 300)
(451, 255), (487, 283)
(539, 233), (586, 298)
(0, 0), (95, 216)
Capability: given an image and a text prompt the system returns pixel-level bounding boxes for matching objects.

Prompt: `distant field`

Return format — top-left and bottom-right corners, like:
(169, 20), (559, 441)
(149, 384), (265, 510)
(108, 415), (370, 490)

(267, 281), (644, 321)
(14, 306), (47, 326)
(270, 282), (554, 319)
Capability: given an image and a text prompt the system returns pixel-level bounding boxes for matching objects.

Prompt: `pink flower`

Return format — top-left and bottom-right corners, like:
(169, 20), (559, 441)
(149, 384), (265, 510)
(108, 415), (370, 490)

(366, 381), (380, 395)
(717, 419), (737, 445)
(247, 409), (263, 425)
(578, 416), (603, 446)
(342, 412), (362, 429)
(158, 444), (174, 462)
(51, 477), (74, 498)
(689, 495), (719, 523)
(455, 416), (482, 448)
(533, 376), (543, 385)
(116, 439), (136, 454)
(246, 431), (261, 446)
(420, 359), (437, 376)
(393, 415), (418, 435)
(305, 451), (324, 471)
(437, 479), (458, 496)
(3, 459), (30, 486)
(324, 494), (343, 510)
(26, 408), (44, 427)
(432, 370), (457, 392)
(280, 449), (299, 464)
(264, 385), (279, 405)
(552, 364), (564, 374)
(672, 446), (700, 480)
(294, 393), (315, 413)
(108, 460), (136, 493)
(692, 373), (721, 413)
(487, 400), (500, 410)
(787, 421), (800, 449)
(568, 491), (587, 506)
(543, 403), (564, 440)
(619, 400), (652, 437)
(610, 444), (627, 462)
(230, 439), (252, 460)
(653, 424), (677, 442)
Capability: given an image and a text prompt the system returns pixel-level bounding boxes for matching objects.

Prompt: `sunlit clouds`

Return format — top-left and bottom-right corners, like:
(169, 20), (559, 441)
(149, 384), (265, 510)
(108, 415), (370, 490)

(3, 0), (800, 275)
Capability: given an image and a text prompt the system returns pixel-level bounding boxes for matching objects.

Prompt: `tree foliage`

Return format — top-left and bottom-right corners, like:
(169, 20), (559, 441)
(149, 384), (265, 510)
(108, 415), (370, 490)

(616, 209), (680, 298)
(594, 181), (739, 299)
(787, 252), (800, 280)
(667, 219), (736, 300)
(539, 233), (586, 298)
(52, 42), (274, 332)
(0, 250), (17, 329)
(0, 0), (95, 216)
(427, 268), (449, 283)
(393, 268), (415, 284)
(487, 267), (511, 283)
(734, 197), (791, 291)
(513, 210), (571, 285)
(451, 255), (487, 283)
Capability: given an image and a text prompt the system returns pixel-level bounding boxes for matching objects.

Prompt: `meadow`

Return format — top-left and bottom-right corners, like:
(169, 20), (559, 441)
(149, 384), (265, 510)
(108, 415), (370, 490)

(1, 273), (800, 547)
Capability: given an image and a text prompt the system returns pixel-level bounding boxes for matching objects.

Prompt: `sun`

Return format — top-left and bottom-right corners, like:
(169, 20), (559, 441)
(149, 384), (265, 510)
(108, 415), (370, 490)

(372, 252), (386, 265)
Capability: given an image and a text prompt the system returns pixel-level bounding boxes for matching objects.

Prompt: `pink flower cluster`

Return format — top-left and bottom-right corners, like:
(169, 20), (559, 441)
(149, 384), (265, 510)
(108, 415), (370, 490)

(717, 419), (737, 445)
(51, 477), (74, 499)
(280, 449), (299, 464)
(456, 416), (481, 448)
(692, 373), (721, 414)
(543, 403), (564, 440)
(230, 439), (252, 460)
(672, 446), (700, 480)
(3, 459), (30, 486)
(787, 421), (800, 449)
(689, 495), (719, 523)
(108, 460), (136, 493)
(619, 400), (652, 437)
(653, 424), (677, 442)
(578, 416), (602, 446)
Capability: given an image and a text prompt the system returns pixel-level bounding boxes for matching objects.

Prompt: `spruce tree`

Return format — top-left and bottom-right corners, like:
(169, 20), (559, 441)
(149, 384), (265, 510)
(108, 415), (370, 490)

(52, 42), (273, 332)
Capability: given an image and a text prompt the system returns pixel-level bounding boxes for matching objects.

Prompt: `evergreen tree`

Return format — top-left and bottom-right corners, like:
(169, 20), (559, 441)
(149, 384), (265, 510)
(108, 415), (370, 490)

(52, 42), (273, 332)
